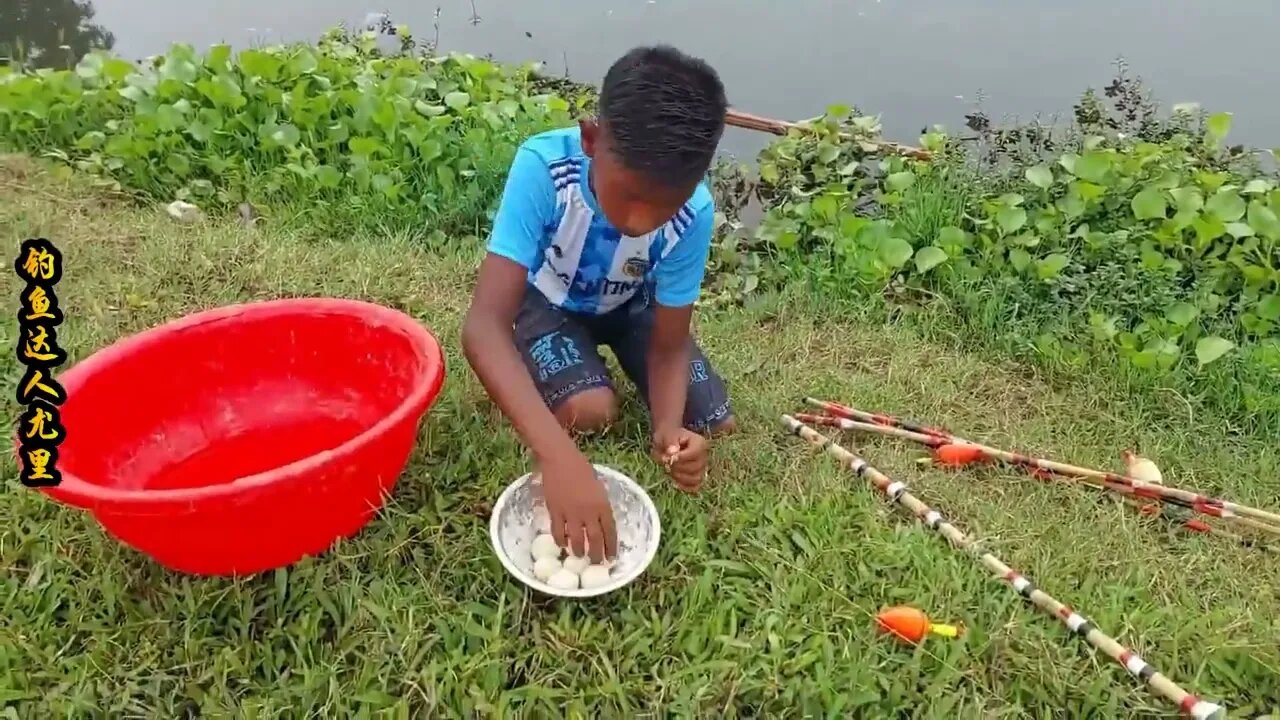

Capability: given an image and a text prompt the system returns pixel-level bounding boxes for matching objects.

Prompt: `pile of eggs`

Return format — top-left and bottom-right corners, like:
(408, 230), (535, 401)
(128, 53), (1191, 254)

(530, 532), (614, 590)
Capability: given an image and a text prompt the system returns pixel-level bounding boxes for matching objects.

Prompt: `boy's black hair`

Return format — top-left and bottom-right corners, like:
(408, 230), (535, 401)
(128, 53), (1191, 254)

(598, 45), (728, 188)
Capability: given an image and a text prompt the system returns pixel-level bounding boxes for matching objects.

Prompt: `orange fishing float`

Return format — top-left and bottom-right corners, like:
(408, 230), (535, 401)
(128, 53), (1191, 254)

(931, 443), (988, 467)
(874, 606), (962, 644)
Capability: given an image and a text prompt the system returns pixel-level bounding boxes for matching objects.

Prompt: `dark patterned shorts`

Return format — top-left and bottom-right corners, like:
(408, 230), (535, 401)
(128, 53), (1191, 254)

(514, 288), (732, 432)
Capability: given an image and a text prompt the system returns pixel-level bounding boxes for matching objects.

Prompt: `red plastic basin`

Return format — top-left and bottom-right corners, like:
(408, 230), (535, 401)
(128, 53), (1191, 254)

(30, 298), (445, 576)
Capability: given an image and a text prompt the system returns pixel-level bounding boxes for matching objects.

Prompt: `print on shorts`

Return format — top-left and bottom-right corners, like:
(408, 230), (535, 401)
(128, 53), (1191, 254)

(528, 330), (583, 381)
(689, 359), (709, 384)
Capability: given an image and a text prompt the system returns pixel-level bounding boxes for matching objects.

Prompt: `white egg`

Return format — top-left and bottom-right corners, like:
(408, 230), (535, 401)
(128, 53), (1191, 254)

(532, 556), (561, 582)
(547, 568), (579, 590)
(579, 564), (612, 589)
(530, 533), (561, 561)
(562, 554), (590, 575)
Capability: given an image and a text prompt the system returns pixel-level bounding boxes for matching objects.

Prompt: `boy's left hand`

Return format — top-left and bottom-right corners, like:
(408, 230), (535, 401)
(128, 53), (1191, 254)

(652, 428), (708, 493)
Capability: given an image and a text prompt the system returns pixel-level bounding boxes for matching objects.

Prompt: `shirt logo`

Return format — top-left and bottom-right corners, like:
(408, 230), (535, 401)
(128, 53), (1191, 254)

(622, 257), (647, 278)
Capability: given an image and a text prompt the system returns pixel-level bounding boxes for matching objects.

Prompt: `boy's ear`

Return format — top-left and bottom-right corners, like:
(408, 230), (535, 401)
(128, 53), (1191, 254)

(579, 118), (599, 157)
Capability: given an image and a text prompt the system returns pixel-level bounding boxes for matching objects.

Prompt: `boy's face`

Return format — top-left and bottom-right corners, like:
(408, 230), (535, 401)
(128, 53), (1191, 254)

(581, 119), (698, 237)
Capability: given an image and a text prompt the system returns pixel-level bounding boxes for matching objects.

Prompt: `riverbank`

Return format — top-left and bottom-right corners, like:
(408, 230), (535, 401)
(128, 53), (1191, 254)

(3, 25), (1276, 435)
(2, 27), (1279, 716)
(2, 154), (1278, 716)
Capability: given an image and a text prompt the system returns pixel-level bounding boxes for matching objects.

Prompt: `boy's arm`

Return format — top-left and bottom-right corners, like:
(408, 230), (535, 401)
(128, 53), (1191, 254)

(464, 146), (567, 460)
(463, 146), (615, 560)
(464, 253), (579, 470)
(648, 206), (715, 438)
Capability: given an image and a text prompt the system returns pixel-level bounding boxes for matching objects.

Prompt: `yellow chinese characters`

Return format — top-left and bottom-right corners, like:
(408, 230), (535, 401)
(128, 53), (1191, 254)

(14, 238), (67, 487)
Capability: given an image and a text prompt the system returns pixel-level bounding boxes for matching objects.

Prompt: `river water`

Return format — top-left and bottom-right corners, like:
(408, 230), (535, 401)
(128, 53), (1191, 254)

(11, 1), (1280, 156)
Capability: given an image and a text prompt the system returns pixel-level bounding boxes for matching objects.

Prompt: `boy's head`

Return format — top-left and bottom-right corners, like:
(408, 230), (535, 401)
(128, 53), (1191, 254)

(581, 45), (727, 237)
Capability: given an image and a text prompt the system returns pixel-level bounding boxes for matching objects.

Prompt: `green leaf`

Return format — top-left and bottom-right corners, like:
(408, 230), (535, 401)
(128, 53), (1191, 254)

(1072, 151), (1112, 183)
(315, 165), (342, 188)
(1205, 112), (1232, 142)
(75, 130), (106, 149)
(1242, 179), (1273, 195)
(1193, 215), (1226, 243)
(289, 48), (319, 75)
(878, 237), (914, 269)
(812, 194), (840, 220)
(1075, 181), (1106, 202)
(1225, 222), (1255, 239)
(1247, 202), (1280, 239)
(1131, 187), (1167, 220)
(207, 43), (231, 69)
(816, 142), (841, 164)
(160, 57), (198, 84)
(1025, 165), (1054, 189)
(1195, 336), (1235, 366)
(1242, 264), (1269, 286)
(1257, 294), (1280, 321)
(1165, 302), (1199, 327)
(348, 137), (383, 156)
(914, 246), (948, 273)
(1140, 246), (1165, 270)
(1169, 187), (1204, 213)
(444, 91), (471, 111)
(1206, 189), (1246, 222)
(1035, 253), (1069, 280)
(937, 226), (968, 250)
(886, 171), (915, 192)
(237, 49), (282, 80)
(1008, 248), (1031, 272)
(996, 206), (1027, 234)
(1056, 191), (1086, 219)
(98, 57), (133, 82)
(414, 100), (447, 117)
(76, 52), (106, 79)
(772, 230), (799, 250)
(269, 123), (300, 147)
(436, 164), (456, 190)
(165, 154), (190, 175)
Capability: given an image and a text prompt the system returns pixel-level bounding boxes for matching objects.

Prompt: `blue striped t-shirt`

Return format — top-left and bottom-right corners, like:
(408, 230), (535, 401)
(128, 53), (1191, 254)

(486, 127), (715, 315)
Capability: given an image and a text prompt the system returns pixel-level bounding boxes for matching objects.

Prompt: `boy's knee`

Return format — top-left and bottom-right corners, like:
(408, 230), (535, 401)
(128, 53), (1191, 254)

(555, 388), (618, 433)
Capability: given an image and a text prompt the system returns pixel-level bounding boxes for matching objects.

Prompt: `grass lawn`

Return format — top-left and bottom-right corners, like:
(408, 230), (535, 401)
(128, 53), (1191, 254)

(2, 156), (1278, 718)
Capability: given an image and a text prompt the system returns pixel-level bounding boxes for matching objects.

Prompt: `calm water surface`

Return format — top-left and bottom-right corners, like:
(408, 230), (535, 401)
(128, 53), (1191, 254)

(13, 1), (1280, 155)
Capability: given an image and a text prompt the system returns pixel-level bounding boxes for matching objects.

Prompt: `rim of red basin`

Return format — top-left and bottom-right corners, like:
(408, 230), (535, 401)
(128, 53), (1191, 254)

(30, 297), (445, 511)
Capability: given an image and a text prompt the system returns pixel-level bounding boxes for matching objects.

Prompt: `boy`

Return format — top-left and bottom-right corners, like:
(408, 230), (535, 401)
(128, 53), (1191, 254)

(462, 46), (733, 563)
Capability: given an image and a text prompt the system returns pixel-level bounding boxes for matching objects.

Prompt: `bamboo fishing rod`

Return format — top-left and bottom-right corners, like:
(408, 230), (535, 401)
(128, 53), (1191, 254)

(804, 397), (1280, 533)
(781, 415), (1227, 720)
(794, 412), (1278, 547)
(723, 108), (933, 160)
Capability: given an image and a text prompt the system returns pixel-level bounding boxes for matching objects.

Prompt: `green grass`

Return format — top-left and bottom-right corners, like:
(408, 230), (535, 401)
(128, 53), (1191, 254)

(1, 156), (1278, 718)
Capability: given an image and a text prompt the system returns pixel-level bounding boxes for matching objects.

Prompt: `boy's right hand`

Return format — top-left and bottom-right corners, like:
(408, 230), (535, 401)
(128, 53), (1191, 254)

(541, 450), (617, 563)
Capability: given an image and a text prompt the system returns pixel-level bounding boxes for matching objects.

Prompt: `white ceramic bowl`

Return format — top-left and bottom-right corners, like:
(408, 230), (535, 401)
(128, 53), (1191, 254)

(489, 464), (661, 598)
